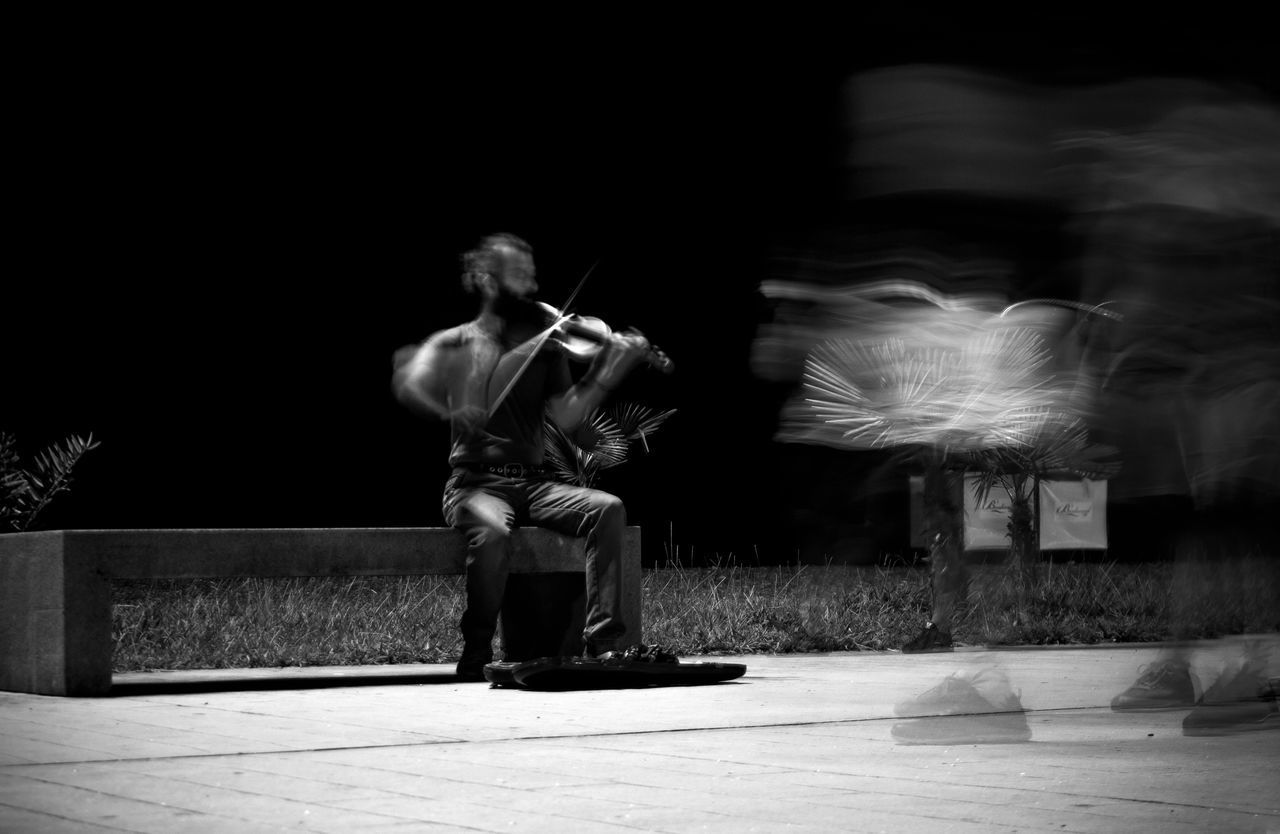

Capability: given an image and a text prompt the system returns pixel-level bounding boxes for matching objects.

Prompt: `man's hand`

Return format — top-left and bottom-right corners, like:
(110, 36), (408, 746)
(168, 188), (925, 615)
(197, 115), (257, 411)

(448, 404), (491, 441)
(392, 329), (500, 427)
(588, 328), (651, 391)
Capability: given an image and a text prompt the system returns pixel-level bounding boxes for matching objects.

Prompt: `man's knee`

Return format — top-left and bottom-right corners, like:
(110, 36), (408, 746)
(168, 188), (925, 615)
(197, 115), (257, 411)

(592, 492), (626, 527)
(584, 489), (618, 513)
(452, 495), (516, 552)
(466, 521), (511, 551)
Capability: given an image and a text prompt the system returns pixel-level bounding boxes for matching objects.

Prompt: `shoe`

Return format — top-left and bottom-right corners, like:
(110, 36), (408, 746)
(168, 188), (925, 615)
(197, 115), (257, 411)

(1110, 658), (1198, 711)
(594, 644), (679, 664)
(481, 660), (523, 687)
(455, 645), (493, 682)
(901, 622), (953, 654)
(1183, 667), (1280, 736)
(455, 659), (488, 682)
(892, 668), (1030, 744)
(895, 671), (1005, 717)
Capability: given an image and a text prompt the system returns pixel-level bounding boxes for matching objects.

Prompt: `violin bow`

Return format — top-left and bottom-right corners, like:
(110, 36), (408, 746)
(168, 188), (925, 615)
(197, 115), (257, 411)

(486, 258), (601, 417)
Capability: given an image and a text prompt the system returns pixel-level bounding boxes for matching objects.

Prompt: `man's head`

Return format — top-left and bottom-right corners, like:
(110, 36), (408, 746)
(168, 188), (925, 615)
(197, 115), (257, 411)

(461, 233), (538, 300)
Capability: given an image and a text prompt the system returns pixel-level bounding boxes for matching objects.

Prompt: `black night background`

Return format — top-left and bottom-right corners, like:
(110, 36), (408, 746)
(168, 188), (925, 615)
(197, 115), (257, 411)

(6, 12), (1276, 566)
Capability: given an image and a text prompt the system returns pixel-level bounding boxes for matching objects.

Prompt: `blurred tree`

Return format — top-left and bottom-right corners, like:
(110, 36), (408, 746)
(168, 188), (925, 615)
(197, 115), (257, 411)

(800, 306), (1118, 647)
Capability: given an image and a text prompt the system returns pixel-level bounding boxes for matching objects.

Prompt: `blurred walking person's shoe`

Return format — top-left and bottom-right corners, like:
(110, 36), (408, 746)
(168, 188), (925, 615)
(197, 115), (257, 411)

(895, 671), (994, 717)
(1110, 658), (1198, 711)
(1183, 664), (1279, 736)
(892, 667), (1031, 744)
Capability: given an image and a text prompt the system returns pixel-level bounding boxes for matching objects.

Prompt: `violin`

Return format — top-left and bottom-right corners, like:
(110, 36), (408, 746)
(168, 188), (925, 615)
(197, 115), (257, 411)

(535, 301), (674, 374)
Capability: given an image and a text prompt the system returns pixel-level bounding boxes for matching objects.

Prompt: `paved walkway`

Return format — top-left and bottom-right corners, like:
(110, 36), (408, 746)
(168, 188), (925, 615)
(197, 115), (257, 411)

(2, 637), (1277, 832)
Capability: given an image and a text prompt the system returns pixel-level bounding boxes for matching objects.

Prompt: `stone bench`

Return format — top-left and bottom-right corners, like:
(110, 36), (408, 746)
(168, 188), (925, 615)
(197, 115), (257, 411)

(0, 526), (642, 696)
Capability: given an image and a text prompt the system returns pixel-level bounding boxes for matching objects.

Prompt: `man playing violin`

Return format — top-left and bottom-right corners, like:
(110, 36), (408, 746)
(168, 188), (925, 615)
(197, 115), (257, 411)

(392, 232), (653, 680)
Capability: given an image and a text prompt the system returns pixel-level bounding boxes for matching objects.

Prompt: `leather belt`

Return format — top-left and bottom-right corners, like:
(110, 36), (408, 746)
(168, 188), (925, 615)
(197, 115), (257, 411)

(466, 462), (548, 479)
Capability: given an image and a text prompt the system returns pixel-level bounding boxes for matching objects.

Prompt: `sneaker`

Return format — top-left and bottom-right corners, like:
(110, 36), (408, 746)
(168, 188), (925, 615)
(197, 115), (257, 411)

(1110, 658), (1198, 711)
(1183, 667), (1280, 736)
(595, 644), (679, 664)
(892, 669), (1031, 744)
(901, 622), (953, 654)
(895, 671), (1003, 718)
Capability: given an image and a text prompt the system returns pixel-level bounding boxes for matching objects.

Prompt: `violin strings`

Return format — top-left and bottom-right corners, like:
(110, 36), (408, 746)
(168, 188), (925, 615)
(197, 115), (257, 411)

(486, 317), (570, 417)
(487, 258), (603, 416)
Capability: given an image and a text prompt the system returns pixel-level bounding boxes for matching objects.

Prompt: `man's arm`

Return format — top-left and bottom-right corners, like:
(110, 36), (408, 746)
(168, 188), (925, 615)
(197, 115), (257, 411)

(546, 330), (651, 432)
(546, 377), (611, 433)
(392, 327), (488, 424)
(391, 332), (455, 420)
(393, 326), (504, 440)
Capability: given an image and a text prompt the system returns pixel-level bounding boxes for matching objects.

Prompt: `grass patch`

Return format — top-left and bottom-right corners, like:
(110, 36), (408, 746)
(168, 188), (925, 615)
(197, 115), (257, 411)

(113, 576), (467, 671)
(112, 558), (1280, 672)
(641, 564), (929, 654)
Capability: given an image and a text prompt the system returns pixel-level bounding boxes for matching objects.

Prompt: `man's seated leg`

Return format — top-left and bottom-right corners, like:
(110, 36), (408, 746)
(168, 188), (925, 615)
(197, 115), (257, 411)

(447, 487), (516, 680)
(501, 573), (586, 662)
(528, 481), (628, 656)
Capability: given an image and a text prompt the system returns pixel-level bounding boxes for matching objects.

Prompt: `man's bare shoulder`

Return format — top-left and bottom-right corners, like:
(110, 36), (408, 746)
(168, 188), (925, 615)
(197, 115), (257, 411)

(441, 321), (492, 343)
(391, 323), (473, 373)
(415, 322), (479, 350)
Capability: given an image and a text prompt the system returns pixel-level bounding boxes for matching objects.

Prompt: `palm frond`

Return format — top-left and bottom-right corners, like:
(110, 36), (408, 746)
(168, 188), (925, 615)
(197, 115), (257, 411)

(542, 401), (676, 488)
(1034, 420), (1123, 480)
(801, 323), (1077, 458)
(583, 411), (630, 470)
(543, 410), (631, 488)
(609, 403), (677, 454)
(965, 464), (1034, 516)
(3, 433), (100, 531)
(0, 432), (30, 531)
(544, 421), (606, 488)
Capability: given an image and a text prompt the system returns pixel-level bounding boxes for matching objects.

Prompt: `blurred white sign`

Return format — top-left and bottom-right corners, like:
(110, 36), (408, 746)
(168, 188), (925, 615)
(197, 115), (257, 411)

(1039, 479), (1108, 550)
(910, 475), (1108, 551)
(962, 473), (1024, 550)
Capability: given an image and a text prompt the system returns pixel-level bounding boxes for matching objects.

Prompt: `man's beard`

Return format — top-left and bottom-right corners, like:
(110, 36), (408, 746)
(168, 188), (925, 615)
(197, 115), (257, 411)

(492, 288), (545, 329)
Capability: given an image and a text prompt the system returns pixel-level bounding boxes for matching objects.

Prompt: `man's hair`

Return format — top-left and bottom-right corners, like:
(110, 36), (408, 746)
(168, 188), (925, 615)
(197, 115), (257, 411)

(460, 233), (533, 293)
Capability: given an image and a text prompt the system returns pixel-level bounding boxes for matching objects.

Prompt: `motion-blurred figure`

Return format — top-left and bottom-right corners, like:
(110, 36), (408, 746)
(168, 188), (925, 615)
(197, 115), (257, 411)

(392, 233), (654, 680)
(756, 64), (1128, 651)
(755, 66), (1279, 717)
(1059, 85), (1280, 734)
(762, 265), (1110, 651)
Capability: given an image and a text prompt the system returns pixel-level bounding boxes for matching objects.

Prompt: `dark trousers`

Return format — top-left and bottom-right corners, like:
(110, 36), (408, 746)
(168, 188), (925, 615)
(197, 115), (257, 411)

(442, 468), (629, 658)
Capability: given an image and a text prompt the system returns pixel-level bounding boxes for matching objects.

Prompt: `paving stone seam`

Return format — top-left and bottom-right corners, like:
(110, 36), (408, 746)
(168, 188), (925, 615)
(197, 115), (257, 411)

(0, 708), (1109, 771)
(533, 735), (1277, 817)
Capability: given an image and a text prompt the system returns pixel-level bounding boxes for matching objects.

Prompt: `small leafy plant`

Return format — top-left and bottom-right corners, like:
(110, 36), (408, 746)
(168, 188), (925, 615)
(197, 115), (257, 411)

(0, 431), (100, 532)
(543, 403), (676, 488)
